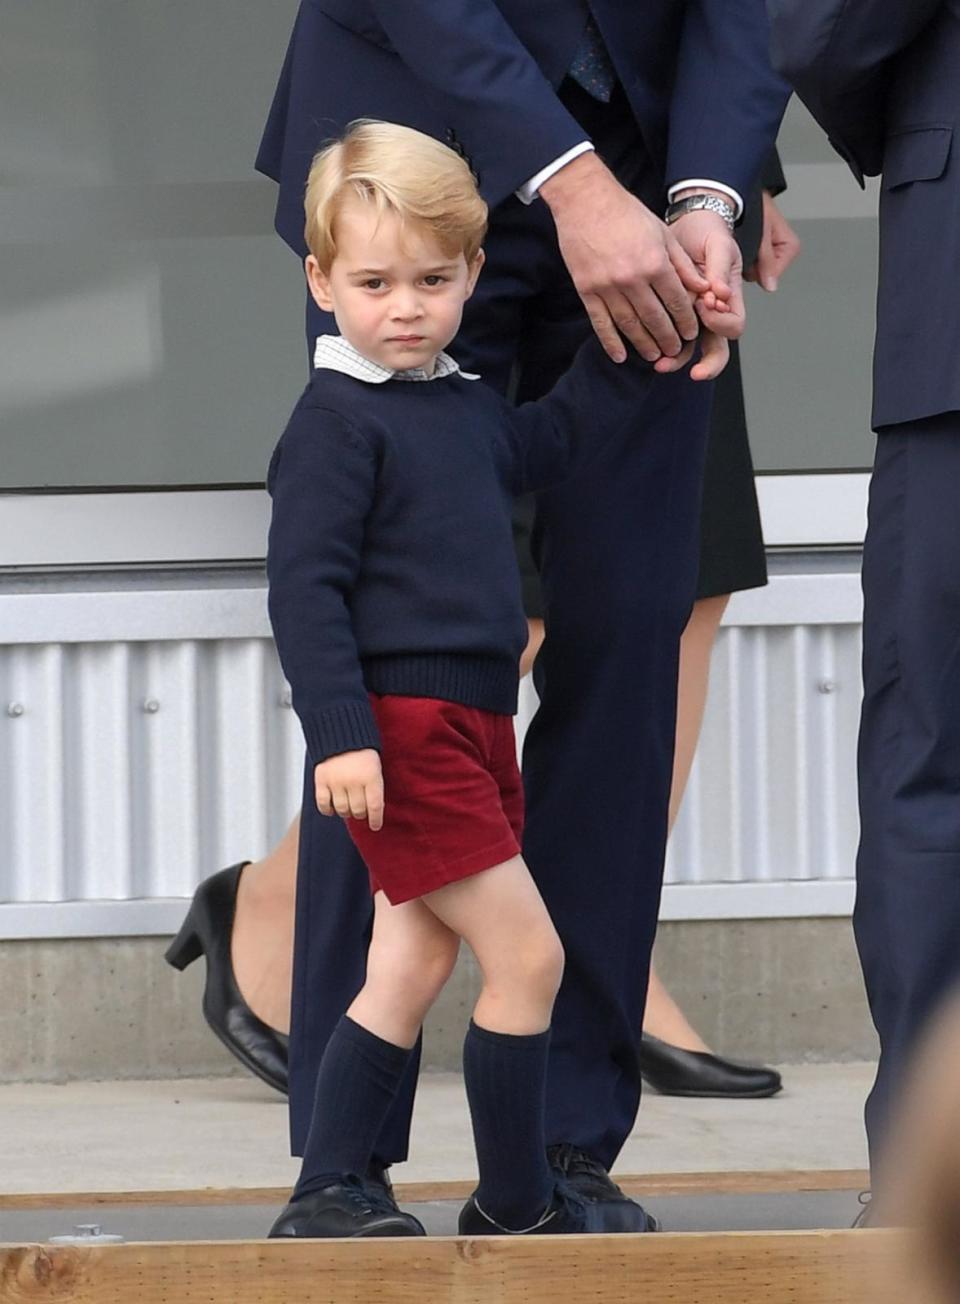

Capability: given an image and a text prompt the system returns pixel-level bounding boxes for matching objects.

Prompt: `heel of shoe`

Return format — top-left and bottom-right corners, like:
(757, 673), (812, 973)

(164, 913), (204, 971)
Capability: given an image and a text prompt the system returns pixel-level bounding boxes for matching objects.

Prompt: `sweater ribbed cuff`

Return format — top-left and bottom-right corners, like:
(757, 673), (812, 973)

(300, 700), (381, 765)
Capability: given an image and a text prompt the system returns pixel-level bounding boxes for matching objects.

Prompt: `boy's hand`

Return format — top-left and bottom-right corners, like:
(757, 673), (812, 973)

(314, 749), (384, 831)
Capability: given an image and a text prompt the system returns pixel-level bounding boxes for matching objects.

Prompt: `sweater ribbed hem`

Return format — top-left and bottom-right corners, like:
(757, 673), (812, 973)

(301, 699), (381, 764)
(362, 653), (519, 715)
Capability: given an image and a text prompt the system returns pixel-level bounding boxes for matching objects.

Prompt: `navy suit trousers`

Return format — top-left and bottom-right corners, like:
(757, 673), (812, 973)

(855, 414), (960, 1172)
(288, 89), (713, 1165)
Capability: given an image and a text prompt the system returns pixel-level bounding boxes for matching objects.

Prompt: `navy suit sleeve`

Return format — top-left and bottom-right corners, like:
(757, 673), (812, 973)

(362, 0), (587, 200)
(503, 337), (654, 496)
(666, 0), (791, 199)
(266, 406), (381, 766)
(768, 0), (942, 179)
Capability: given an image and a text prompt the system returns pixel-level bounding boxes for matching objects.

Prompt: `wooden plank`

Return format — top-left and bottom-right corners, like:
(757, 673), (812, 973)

(0, 1168), (870, 1210)
(0, 1230), (908, 1304)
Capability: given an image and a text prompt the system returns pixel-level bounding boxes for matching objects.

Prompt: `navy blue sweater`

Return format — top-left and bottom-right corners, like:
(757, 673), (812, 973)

(266, 336), (653, 765)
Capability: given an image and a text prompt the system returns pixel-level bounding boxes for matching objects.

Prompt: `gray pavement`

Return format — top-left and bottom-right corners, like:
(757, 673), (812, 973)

(0, 1062), (873, 1198)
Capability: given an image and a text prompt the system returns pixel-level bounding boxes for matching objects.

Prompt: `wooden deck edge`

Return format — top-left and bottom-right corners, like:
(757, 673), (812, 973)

(0, 1168), (870, 1210)
(0, 1228), (909, 1304)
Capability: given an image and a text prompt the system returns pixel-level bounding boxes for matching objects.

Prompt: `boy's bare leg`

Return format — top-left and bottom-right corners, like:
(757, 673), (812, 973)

(415, 857), (563, 1228)
(231, 817), (299, 1034)
(347, 893), (461, 1048)
(300, 864), (561, 1229)
(420, 855), (564, 1032)
(229, 618), (548, 1037)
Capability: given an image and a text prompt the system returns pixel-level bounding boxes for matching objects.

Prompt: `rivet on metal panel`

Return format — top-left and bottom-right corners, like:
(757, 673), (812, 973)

(6, 702), (25, 717)
(142, 698), (161, 713)
(816, 680), (838, 694)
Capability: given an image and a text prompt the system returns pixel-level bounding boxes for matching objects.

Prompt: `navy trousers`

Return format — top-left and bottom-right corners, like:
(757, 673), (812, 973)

(288, 88), (713, 1165)
(855, 415), (960, 1173)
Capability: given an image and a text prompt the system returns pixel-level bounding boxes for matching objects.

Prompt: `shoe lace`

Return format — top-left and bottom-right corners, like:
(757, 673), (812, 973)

(548, 1143), (625, 1195)
(552, 1177), (589, 1224)
(339, 1173), (397, 1216)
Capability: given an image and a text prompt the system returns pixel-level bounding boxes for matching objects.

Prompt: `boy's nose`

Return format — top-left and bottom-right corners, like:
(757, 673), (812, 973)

(390, 290), (423, 320)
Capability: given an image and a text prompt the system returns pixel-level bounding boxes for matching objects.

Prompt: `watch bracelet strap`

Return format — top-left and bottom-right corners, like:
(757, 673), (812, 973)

(664, 193), (736, 231)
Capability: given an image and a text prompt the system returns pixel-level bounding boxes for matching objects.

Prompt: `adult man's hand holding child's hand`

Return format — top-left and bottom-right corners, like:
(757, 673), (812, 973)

(314, 749), (384, 830)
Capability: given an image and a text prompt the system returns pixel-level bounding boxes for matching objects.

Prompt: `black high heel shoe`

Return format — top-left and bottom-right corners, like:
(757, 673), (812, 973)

(165, 862), (290, 1094)
(639, 1033), (782, 1098)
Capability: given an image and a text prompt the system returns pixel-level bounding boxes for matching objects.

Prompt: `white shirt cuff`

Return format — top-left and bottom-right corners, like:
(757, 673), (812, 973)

(668, 179), (744, 221)
(516, 141), (595, 205)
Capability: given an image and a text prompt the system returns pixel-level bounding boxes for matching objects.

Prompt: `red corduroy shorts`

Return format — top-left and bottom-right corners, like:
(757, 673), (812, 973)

(345, 694), (524, 905)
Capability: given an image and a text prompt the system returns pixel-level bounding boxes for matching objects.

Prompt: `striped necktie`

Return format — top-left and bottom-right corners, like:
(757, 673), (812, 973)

(568, 13), (617, 103)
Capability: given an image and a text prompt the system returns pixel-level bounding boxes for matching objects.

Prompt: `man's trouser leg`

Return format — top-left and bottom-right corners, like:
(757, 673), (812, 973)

(855, 416), (960, 1178)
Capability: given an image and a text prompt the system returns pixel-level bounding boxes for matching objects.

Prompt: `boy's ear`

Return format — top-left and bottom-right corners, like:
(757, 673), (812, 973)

(464, 248), (485, 299)
(305, 255), (334, 312)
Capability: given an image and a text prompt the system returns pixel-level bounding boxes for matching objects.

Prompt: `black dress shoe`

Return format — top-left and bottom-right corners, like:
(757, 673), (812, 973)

(365, 1158), (396, 1207)
(164, 863), (289, 1094)
(639, 1033), (782, 1098)
(546, 1144), (659, 1232)
(269, 1176), (426, 1239)
(458, 1181), (608, 1235)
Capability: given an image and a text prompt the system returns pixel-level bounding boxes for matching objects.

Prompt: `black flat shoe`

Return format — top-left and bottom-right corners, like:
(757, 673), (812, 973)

(269, 1176), (426, 1239)
(164, 862), (289, 1095)
(546, 1144), (660, 1232)
(458, 1181), (609, 1236)
(639, 1033), (782, 1098)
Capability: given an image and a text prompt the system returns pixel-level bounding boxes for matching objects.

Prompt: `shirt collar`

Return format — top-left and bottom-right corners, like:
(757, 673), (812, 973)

(312, 334), (479, 383)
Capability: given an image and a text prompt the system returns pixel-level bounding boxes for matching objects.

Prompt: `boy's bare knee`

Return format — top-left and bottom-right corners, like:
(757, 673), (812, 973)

(508, 930), (565, 1003)
(368, 932), (459, 1010)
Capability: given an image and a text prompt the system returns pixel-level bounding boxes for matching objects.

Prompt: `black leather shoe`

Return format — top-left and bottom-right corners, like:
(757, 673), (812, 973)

(639, 1033), (782, 1098)
(546, 1144), (659, 1232)
(269, 1176), (426, 1238)
(365, 1159), (397, 1207)
(458, 1181), (608, 1235)
(164, 863), (289, 1094)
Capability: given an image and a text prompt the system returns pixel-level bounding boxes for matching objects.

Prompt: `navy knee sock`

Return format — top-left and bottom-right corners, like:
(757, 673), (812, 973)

(463, 1020), (555, 1229)
(293, 1015), (412, 1201)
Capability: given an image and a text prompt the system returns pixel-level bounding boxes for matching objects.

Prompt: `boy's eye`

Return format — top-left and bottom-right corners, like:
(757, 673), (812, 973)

(423, 275), (447, 286)
(363, 278), (385, 290)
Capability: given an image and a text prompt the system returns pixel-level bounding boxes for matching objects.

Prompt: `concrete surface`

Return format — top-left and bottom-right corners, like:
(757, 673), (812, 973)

(0, 1063), (873, 1197)
(0, 918), (877, 1083)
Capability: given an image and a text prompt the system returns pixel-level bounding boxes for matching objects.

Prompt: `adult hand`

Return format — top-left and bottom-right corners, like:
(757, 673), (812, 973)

(745, 191), (802, 292)
(314, 748), (384, 830)
(540, 152), (709, 365)
(656, 200), (745, 381)
(668, 205), (745, 339)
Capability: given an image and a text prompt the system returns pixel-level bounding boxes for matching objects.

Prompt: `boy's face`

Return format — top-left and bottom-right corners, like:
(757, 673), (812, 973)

(306, 195), (483, 374)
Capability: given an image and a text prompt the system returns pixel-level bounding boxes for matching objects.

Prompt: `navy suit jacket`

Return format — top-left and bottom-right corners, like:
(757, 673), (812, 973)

(768, 0), (960, 428)
(257, 0), (788, 258)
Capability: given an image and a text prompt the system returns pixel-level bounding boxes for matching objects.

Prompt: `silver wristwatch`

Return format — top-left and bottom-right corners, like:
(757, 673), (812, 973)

(664, 193), (736, 231)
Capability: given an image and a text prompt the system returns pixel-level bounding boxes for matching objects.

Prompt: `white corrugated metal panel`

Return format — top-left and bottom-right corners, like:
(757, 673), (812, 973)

(0, 638), (303, 904)
(0, 574), (865, 931)
(665, 623), (862, 885)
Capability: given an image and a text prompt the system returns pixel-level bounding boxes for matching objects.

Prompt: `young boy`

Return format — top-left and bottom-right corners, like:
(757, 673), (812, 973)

(266, 120), (662, 1239)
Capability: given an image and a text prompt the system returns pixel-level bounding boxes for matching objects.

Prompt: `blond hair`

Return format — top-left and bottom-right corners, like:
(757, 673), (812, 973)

(304, 120), (487, 271)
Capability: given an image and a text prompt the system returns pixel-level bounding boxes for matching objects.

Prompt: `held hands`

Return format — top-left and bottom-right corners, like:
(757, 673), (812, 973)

(314, 748), (384, 831)
(540, 153), (709, 367)
(664, 204), (745, 382)
(744, 192), (802, 293)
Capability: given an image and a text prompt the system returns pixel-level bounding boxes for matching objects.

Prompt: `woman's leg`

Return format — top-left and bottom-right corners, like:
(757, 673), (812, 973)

(231, 816), (299, 1034)
(643, 593), (729, 1052)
